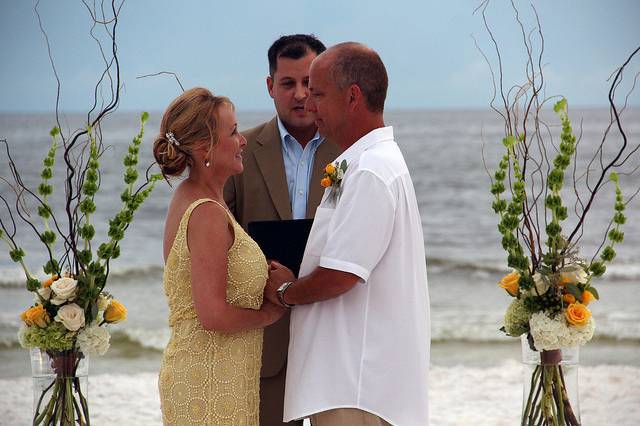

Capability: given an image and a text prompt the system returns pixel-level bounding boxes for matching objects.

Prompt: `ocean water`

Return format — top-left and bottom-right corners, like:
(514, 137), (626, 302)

(1, 108), (639, 378)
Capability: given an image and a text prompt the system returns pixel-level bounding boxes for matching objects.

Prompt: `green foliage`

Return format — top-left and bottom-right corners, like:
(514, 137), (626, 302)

(565, 283), (583, 300)
(43, 259), (59, 275)
(37, 205), (51, 219)
(489, 133), (529, 274)
(97, 242), (115, 259)
(518, 274), (534, 291)
(491, 182), (505, 195)
(38, 183), (53, 196)
(591, 174), (627, 272)
(589, 261), (606, 277)
(124, 168), (138, 184)
(492, 199), (507, 213)
(27, 277), (41, 292)
(78, 224), (95, 240)
(546, 223), (562, 237)
(553, 98), (567, 113)
(77, 249), (92, 265)
(87, 261), (104, 275)
(10, 248), (25, 262)
(502, 135), (517, 148)
(79, 198), (96, 214)
(600, 246), (616, 262)
(608, 229), (624, 243)
(504, 298), (531, 337)
(41, 168), (52, 179)
(39, 231), (56, 245)
(4, 112), (159, 307)
(19, 322), (74, 351)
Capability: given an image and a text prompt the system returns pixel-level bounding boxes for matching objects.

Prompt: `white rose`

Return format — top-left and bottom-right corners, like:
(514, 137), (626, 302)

(50, 277), (78, 305)
(37, 286), (52, 301)
(532, 273), (550, 295)
(97, 293), (111, 311)
(54, 303), (85, 331)
(559, 267), (588, 285)
(76, 324), (111, 356)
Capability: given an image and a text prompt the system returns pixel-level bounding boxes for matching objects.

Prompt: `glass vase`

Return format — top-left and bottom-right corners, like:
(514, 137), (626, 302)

(520, 335), (580, 426)
(30, 348), (90, 425)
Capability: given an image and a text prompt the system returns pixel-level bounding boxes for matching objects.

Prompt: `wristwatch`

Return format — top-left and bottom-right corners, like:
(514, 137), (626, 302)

(276, 281), (295, 308)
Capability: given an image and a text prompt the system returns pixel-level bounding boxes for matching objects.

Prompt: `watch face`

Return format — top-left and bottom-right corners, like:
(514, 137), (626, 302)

(277, 282), (294, 307)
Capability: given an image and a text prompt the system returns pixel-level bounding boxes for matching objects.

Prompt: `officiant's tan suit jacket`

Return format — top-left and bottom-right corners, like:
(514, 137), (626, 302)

(223, 117), (340, 424)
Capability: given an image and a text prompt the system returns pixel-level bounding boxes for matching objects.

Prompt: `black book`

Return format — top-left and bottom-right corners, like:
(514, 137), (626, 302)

(247, 219), (314, 277)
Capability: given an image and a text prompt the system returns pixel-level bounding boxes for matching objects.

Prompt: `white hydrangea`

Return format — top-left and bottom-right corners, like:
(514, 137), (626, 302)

(76, 324), (111, 356)
(529, 311), (594, 351)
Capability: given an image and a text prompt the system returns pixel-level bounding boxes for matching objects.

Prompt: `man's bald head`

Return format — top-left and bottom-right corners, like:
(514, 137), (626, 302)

(318, 42), (388, 113)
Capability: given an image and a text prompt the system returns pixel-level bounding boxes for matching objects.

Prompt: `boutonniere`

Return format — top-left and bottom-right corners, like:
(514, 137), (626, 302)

(321, 160), (347, 189)
(320, 160), (348, 204)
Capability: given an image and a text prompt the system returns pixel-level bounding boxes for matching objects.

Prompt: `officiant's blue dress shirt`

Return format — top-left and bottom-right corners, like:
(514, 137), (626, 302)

(277, 117), (324, 219)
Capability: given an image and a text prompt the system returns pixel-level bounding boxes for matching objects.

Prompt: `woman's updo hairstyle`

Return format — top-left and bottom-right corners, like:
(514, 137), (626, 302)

(153, 87), (232, 179)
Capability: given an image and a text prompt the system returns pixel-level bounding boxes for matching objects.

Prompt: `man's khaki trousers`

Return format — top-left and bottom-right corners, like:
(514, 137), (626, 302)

(310, 408), (392, 426)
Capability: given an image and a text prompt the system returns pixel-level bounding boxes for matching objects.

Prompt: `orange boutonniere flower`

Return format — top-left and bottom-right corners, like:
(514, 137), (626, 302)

(321, 160), (347, 190)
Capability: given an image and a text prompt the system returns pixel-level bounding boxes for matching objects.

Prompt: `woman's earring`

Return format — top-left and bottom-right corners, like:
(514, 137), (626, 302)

(204, 159), (210, 168)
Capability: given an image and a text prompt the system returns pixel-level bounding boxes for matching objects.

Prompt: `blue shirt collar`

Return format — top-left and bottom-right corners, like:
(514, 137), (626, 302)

(276, 116), (323, 151)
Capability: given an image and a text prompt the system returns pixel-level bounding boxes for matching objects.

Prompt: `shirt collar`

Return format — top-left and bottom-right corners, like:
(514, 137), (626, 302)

(276, 116), (323, 152)
(336, 126), (394, 164)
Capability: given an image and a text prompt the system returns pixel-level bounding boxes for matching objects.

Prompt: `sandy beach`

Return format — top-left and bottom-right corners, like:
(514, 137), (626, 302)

(1, 361), (639, 425)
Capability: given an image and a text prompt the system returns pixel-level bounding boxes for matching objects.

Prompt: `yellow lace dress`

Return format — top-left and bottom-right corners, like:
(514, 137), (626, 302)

(158, 198), (268, 425)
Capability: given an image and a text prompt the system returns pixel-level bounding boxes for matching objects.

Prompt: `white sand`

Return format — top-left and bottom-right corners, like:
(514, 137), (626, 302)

(1, 361), (639, 425)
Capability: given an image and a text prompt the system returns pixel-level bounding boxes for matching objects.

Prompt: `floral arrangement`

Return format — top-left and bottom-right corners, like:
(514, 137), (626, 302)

(0, 2), (161, 424)
(492, 99), (624, 425)
(3, 113), (160, 424)
(320, 160), (348, 204)
(478, 3), (639, 425)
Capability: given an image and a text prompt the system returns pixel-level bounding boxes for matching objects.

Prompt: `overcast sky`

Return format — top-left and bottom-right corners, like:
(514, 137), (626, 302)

(1, 0), (639, 112)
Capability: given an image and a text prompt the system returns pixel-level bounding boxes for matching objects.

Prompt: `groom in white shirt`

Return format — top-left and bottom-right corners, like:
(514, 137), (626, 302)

(265, 42), (431, 426)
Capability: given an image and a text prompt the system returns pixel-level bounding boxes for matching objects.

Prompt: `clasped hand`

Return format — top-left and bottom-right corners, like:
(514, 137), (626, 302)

(264, 260), (295, 306)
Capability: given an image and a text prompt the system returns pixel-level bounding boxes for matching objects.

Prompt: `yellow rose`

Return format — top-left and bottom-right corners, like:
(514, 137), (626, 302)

(563, 293), (576, 304)
(498, 272), (520, 296)
(324, 163), (336, 175)
(104, 299), (127, 323)
(42, 275), (58, 288)
(320, 177), (332, 188)
(565, 302), (591, 327)
(20, 304), (50, 328)
(581, 290), (595, 305)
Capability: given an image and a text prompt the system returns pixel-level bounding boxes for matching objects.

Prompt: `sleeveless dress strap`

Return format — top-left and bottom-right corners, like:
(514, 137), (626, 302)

(176, 198), (237, 252)
(178, 198), (234, 230)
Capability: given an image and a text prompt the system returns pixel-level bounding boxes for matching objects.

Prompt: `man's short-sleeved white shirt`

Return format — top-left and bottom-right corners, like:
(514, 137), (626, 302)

(284, 126), (431, 425)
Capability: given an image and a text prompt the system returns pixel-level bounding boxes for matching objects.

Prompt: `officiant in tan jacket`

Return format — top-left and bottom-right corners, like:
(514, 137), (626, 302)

(224, 34), (340, 426)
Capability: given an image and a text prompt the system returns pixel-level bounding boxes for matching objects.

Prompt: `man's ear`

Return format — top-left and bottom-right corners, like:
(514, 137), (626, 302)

(267, 75), (275, 99)
(348, 84), (363, 111)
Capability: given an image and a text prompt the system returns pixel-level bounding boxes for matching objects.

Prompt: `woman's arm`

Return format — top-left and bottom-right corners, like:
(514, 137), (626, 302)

(188, 202), (285, 332)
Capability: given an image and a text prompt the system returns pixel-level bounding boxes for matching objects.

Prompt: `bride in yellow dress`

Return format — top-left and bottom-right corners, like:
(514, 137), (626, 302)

(153, 88), (285, 425)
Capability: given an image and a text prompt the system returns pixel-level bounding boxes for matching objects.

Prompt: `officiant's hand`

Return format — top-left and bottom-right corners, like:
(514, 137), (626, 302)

(265, 260), (295, 306)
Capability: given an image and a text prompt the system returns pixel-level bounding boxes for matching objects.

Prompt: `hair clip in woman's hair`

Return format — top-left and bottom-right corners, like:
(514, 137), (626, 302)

(165, 132), (180, 147)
